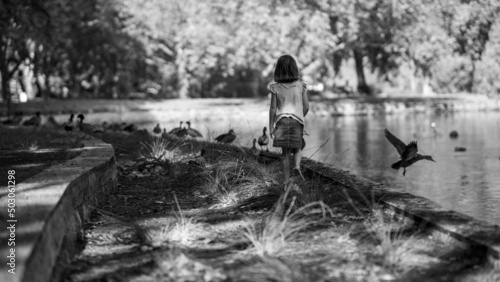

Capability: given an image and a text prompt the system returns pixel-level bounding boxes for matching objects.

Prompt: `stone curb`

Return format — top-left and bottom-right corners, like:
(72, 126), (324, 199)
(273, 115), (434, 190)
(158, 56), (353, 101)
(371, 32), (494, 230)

(301, 159), (500, 259)
(0, 138), (116, 282)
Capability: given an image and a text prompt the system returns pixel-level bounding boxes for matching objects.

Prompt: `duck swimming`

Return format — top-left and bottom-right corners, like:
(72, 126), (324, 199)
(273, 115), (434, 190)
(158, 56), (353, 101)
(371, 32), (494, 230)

(384, 129), (435, 176)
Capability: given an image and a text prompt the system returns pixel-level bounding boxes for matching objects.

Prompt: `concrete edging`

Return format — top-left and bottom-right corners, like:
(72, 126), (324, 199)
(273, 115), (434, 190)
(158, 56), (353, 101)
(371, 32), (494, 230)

(301, 159), (500, 258)
(0, 138), (116, 282)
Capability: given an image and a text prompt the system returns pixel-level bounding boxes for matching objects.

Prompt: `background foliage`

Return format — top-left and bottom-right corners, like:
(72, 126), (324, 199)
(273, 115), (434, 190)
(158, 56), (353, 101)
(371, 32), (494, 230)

(1, 0), (500, 103)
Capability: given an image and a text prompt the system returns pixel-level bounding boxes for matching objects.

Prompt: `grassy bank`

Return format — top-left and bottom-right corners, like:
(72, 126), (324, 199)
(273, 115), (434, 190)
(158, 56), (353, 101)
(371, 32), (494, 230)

(51, 131), (499, 281)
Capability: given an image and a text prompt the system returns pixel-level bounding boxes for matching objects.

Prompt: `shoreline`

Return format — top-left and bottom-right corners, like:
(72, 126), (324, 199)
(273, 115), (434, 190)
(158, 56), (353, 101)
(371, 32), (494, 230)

(1, 94), (499, 118)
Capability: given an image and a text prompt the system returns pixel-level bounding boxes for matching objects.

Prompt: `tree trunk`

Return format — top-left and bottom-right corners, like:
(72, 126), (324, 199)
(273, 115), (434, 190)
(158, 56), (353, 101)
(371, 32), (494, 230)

(1, 70), (11, 113)
(33, 49), (47, 100)
(468, 59), (476, 93)
(0, 39), (11, 113)
(353, 48), (371, 95)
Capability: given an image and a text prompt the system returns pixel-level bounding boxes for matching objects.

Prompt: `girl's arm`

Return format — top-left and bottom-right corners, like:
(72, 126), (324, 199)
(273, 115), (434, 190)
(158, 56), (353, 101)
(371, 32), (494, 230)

(302, 88), (309, 117)
(269, 93), (277, 138)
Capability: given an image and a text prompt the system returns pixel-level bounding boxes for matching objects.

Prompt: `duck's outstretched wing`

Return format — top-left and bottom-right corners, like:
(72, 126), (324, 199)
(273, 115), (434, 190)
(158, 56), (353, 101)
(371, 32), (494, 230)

(384, 129), (406, 156)
(401, 141), (418, 161)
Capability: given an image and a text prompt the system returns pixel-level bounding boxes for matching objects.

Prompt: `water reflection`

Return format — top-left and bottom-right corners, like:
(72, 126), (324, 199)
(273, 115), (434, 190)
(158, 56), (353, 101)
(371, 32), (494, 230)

(305, 112), (500, 226)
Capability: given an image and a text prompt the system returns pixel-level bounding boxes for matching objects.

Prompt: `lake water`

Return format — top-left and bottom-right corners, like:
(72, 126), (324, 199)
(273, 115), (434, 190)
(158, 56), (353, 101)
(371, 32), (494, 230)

(73, 106), (500, 226)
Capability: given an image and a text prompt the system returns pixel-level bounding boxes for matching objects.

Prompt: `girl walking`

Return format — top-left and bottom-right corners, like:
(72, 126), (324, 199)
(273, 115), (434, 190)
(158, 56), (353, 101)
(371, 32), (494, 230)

(268, 55), (309, 188)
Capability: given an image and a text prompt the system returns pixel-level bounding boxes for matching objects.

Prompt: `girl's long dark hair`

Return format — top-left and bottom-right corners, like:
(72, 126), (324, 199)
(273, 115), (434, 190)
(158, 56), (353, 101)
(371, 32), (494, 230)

(274, 55), (300, 83)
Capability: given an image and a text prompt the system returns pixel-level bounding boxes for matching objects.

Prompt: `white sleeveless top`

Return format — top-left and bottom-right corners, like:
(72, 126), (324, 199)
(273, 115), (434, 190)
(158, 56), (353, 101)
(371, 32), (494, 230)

(268, 80), (307, 126)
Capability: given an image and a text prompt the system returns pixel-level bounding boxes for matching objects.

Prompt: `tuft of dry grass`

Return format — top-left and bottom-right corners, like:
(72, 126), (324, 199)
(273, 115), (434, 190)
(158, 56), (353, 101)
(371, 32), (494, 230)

(145, 194), (207, 247)
(19, 139), (39, 151)
(241, 189), (333, 256)
(140, 136), (178, 162)
(367, 208), (418, 268)
(340, 184), (422, 271)
(28, 141), (39, 151)
(295, 179), (331, 207)
(200, 158), (279, 207)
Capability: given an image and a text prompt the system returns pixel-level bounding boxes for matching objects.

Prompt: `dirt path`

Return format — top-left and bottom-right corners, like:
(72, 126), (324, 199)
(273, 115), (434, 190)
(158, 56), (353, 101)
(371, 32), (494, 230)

(52, 132), (497, 282)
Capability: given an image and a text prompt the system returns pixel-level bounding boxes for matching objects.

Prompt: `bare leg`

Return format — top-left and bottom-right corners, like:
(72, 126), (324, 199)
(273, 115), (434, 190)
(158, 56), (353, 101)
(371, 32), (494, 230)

(292, 148), (305, 180)
(292, 148), (302, 169)
(282, 147), (291, 185)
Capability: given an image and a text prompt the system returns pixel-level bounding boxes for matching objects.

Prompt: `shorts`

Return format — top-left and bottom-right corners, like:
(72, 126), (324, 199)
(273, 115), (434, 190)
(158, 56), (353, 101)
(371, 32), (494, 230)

(273, 117), (303, 149)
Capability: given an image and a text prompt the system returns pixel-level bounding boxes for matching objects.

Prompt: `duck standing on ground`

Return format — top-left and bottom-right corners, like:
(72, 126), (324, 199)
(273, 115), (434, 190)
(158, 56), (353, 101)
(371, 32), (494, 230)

(176, 125), (188, 138)
(64, 113), (75, 134)
(169, 121), (183, 135)
(162, 129), (169, 139)
(77, 114), (103, 139)
(123, 123), (136, 133)
(384, 129), (435, 176)
(251, 138), (259, 157)
(109, 123), (121, 131)
(3, 112), (23, 125)
(258, 127), (269, 151)
(23, 112), (41, 127)
(215, 129), (236, 143)
(153, 123), (161, 135)
(101, 122), (110, 131)
(186, 121), (203, 138)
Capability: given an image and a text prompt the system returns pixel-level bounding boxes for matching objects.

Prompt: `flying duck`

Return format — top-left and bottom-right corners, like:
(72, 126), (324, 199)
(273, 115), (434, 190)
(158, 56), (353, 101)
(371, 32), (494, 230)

(385, 129), (435, 176)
